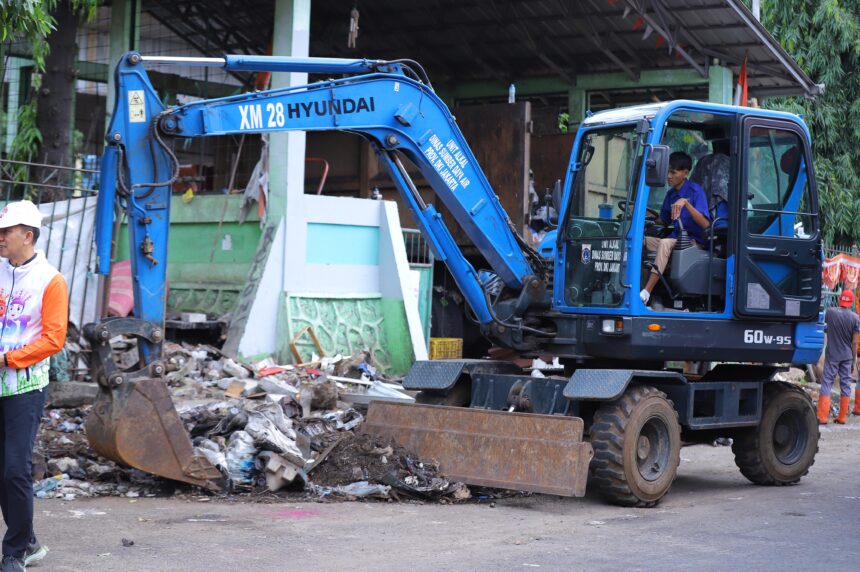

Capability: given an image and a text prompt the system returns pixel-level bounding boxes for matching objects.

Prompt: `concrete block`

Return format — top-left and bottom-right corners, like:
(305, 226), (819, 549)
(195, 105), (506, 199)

(48, 381), (99, 408)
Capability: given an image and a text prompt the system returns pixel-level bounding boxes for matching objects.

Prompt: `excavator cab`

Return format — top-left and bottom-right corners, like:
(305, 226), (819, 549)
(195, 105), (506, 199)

(556, 103), (822, 362)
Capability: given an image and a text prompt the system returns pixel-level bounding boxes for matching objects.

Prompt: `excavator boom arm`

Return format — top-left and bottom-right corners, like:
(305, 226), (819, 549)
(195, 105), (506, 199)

(87, 52), (557, 494)
(97, 52), (540, 330)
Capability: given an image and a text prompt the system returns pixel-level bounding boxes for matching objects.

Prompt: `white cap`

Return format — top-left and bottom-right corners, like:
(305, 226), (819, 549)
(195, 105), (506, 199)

(0, 200), (42, 229)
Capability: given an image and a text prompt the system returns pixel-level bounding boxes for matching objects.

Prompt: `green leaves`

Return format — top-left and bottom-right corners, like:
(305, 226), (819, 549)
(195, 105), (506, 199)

(557, 112), (570, 133)
(3, 0), (100, 176)
(760, 0), (860, 245)
(0, 0), (55, 69)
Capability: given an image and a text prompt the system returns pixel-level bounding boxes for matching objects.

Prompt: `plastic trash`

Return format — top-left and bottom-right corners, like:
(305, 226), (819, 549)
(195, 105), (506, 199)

(194, 438), (227, 471)
(222, 358), (250, 379)
(334, 480), (390, 498)
(367, 381), (415, 403)
(258, 376), (299, 396)
(254, 403), (296, 438)
(57, 420), (80, 432)
(357, 362), (378, 381)
(245, 412), (304, 466)
(323, 409), (364, 431)
(531, 357), (563, 370)
(33, 474), (68, 498)
(225, 431), (256, 485)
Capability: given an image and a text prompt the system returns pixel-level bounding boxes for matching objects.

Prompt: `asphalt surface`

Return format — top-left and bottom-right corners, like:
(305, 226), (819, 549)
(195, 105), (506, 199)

(26, 418), (860, 572)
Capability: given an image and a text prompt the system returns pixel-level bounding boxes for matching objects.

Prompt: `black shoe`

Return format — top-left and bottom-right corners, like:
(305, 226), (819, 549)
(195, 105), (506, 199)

(24, 541), (48, 566)
(1, 555), (25, 572)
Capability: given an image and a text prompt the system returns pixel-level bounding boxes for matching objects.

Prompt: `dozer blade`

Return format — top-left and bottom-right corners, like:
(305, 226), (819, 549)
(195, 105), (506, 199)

(362, 402), (593, 497)
(86, 378), (222, 490)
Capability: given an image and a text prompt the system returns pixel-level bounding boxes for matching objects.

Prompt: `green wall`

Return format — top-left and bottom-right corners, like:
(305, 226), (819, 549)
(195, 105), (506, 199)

(115, 194), (261, 316)
(279, 293), (413, 375)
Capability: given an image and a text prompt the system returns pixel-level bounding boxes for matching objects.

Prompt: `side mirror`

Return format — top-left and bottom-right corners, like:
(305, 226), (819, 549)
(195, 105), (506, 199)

(551, 179), (562, 213)
(645, 145), (670, 187)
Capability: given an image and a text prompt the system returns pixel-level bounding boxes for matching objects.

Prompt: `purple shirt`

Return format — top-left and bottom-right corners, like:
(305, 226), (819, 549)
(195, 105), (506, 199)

(660, 179), (710, 245)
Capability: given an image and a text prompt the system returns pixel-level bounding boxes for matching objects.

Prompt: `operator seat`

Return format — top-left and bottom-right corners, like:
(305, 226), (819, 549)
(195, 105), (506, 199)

(663, 143), (730, 308)
(691, 148), (730, 256)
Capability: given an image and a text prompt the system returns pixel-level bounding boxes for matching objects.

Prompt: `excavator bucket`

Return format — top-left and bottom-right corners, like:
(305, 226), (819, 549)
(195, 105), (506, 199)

(362, 402), (593, 496)
(86, 378), (222, 490)
(83, 319), (221, 490)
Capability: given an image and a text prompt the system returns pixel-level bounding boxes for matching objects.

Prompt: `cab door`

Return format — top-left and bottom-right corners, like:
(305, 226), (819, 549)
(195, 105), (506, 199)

(734, 116), (821, 320)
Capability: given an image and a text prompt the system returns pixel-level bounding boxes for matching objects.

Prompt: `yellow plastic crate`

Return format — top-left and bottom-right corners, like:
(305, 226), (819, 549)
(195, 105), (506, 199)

(429, 337), (463, 360)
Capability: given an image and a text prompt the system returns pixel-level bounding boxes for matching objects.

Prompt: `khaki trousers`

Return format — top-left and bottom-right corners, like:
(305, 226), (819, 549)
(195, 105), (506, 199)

(644, 236), (677, 275)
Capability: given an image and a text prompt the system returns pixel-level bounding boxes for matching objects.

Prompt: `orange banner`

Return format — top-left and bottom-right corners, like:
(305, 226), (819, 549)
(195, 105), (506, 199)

(823, 253), (860, 290)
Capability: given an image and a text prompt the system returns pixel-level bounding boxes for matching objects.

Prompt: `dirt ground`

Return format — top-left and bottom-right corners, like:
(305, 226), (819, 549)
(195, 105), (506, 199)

(25, 419), (860, 572)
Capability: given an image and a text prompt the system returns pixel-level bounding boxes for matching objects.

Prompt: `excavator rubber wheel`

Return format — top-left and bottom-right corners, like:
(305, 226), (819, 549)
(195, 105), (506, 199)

(731, 381), (819, 486)
(589, 384), (681, 508)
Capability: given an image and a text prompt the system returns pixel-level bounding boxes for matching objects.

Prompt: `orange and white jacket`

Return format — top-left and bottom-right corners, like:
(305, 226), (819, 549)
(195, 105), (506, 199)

(0, 251), (68, 397)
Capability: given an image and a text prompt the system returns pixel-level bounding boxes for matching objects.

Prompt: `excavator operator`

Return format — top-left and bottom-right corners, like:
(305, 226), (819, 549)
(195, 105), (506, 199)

(640, 151), (711, 306)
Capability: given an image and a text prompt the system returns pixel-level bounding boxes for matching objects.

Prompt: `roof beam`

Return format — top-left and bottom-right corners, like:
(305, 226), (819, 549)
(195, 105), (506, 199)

(620, 0), (707, 77)
(722, 0), (821, 95)
(444, 67), (708, 101)
(698, 48), (798, 81)
(572, 7), (639, 82)
(480, 0), (577, 85)
(424, 1), (509, 83)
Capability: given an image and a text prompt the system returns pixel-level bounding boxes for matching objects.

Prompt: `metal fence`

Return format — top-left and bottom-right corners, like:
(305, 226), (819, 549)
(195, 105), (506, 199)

(0, 157), (100, 338)
(402, 228), (433, 267)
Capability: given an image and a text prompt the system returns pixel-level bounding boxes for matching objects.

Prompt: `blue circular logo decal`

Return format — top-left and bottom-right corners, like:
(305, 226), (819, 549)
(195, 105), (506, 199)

(581, 244), (592, 264)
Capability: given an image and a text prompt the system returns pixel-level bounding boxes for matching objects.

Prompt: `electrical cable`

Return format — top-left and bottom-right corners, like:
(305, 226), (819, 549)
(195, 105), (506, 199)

(384, 59), (432, 88)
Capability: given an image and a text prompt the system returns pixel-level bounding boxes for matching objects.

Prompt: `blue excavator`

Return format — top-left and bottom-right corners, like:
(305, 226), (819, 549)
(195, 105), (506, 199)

(86, 52), (824, 507)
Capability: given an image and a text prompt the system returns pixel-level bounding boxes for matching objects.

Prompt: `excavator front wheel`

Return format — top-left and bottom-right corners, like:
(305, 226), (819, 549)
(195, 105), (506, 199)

(589, 384), (681, 507)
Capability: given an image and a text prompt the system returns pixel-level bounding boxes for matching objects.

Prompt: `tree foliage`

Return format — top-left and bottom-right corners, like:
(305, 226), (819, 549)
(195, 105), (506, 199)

(1, 1), (97, 68)
(1, 0), (97, 189)
(757, 0), (860, 245)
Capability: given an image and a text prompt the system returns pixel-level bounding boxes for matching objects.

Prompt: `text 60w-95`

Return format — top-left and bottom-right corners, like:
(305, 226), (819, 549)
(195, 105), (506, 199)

(743, 329), (791, 345)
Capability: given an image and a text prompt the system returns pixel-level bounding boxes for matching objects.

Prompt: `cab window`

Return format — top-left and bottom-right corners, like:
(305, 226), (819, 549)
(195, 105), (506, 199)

(746, 127), (815, 238)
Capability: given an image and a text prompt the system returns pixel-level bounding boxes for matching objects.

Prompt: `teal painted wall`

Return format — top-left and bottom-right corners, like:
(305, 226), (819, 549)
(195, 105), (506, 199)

(306, 223), (380, 265)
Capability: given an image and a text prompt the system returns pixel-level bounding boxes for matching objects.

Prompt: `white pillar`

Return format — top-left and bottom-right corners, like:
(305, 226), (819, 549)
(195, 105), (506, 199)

(271, 0), (311, 295)
(229, 0), (312, 357)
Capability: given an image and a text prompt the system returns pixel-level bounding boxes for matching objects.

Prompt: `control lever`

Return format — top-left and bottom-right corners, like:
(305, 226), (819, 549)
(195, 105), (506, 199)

(675, 217), (693, 250)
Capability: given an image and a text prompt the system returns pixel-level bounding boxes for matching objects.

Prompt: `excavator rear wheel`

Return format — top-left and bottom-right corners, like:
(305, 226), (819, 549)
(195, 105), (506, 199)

(589, 384), (681, 507)
(731, 381), (819, 486)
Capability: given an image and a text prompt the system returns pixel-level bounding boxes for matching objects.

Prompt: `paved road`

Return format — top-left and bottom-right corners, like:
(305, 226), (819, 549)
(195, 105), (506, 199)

(29, 419), (860, 572)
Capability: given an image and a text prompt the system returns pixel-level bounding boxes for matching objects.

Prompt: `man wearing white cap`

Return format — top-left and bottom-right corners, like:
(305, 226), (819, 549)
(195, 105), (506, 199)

(0, 201), (67, 572)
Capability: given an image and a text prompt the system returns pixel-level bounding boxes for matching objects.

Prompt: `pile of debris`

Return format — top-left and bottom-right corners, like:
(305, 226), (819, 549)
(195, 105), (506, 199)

(35, 342), (470, 503)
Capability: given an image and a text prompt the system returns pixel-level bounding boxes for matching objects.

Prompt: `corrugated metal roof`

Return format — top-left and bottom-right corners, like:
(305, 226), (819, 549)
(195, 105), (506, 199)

(145, 0), (821, 98)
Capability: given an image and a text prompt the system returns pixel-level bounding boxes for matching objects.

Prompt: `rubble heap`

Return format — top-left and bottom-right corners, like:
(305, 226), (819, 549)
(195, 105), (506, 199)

(35, 342), (470, 503)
